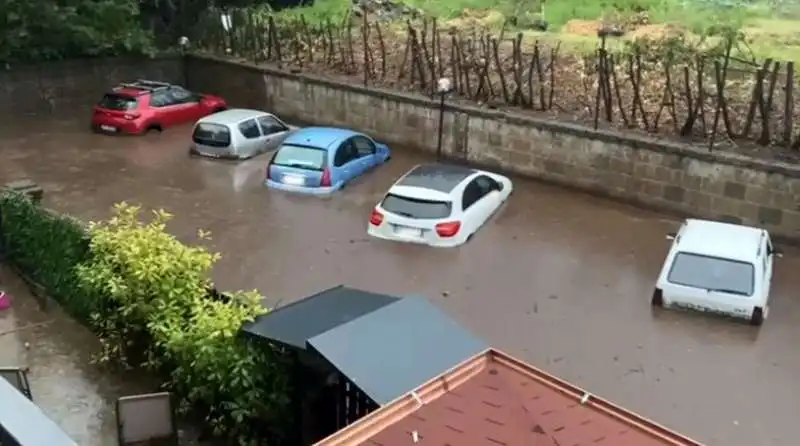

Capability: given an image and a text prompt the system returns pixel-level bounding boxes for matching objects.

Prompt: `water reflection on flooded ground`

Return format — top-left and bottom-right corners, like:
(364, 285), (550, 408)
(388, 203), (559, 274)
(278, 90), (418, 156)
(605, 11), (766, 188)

(0, 265), (154, 445)
(1, 116), (800, 445)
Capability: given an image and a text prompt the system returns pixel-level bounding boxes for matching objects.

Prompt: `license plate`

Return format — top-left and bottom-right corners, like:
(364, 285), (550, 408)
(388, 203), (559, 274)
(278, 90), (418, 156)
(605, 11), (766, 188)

(395, 226), (422, 238)
(100, 125), (117, 132)
(283, 174), (305, 186)
(198, 150), (223, 159)
(676, 302), (746, 316)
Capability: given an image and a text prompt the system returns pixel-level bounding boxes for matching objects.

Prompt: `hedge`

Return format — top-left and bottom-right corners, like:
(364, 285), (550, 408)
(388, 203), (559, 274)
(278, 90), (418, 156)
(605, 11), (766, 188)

(0, 191), (99, 319)
(0, 192), (289, 444)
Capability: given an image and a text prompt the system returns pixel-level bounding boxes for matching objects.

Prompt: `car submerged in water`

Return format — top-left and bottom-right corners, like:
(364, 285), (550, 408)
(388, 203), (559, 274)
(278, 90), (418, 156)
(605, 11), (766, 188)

(92, 79), (227, 135)
(264, 127), (391, 195)
(652, 218), (781, 326)
(189, 109), (297, 160)
(367, 163), (513, 248)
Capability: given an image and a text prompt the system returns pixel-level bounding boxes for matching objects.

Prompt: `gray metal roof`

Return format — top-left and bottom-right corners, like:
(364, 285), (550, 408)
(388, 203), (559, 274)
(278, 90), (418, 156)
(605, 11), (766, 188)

(307, 296), (488, 405)
(197, 108), (272, 125)
(241, 286), (400, 350)
(397, 163), (476, 193)
(0, 375), (78, 445)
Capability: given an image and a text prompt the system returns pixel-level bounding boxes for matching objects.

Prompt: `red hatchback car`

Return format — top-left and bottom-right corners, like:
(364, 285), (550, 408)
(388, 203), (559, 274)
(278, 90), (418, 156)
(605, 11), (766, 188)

(91, 79), (227, 135)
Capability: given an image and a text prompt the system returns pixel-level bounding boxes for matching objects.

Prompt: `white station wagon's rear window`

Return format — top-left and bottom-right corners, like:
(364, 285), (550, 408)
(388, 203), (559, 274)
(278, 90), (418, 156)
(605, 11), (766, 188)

(667, 252), (755, 296)
(381, 194), (452, 219)
(193, 123), (231, 148)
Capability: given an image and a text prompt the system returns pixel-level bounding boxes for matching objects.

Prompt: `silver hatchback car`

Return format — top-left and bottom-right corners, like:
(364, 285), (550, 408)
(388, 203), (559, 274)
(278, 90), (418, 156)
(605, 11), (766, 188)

(189, 108), (296, 160)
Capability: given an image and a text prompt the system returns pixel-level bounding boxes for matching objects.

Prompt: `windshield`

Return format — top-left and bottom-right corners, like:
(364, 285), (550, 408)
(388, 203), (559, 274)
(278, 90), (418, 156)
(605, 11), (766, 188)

(381, 194), (452, 219)
(98, 94), (138, 111)
(272, 145), (326, 171)
(193, 123), (231, 148)
(667, 252), (755, 296)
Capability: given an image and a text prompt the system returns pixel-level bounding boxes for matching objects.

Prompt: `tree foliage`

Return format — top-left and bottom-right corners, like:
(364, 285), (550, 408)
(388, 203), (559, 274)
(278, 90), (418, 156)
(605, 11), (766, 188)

(2, 0), (159, 63)
(1, 0), (276, 63)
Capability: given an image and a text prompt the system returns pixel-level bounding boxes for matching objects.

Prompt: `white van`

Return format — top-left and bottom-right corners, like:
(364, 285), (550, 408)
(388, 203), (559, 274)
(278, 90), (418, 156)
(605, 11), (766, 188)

(652, 218), (781, 326)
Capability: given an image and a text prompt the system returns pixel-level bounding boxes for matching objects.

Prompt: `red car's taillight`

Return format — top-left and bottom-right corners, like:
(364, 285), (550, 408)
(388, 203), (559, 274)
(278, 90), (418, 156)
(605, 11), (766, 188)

(435, 221), (461, 238)
(123, 113), (140, 120)
(370, 209), (384, 226)
(320, 168), (332, 187)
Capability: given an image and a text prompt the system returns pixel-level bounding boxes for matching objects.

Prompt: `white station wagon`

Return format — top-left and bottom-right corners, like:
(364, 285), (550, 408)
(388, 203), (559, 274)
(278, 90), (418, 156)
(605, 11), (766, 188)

(652, 218), (781, 326)
(189, 108), (296, 160)
(367, 163), (513, 247)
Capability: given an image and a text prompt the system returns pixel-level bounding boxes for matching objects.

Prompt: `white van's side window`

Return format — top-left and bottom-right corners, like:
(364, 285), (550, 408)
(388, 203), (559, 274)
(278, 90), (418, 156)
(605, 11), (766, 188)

(257, 115), (287, 135)
(238, 119), (261, 139)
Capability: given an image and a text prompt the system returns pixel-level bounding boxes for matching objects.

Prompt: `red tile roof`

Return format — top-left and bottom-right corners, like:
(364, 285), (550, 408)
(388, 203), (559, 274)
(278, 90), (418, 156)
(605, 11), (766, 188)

(315, 349), (704, 446)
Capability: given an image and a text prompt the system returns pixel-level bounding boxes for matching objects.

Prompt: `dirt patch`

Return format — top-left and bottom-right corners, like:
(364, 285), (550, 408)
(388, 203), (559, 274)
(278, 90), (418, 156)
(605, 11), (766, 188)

(628, 23), (686, 41)
(563, 17), (683, 40)
(445, 8), (505, 29)
(563, 19), (602, 37)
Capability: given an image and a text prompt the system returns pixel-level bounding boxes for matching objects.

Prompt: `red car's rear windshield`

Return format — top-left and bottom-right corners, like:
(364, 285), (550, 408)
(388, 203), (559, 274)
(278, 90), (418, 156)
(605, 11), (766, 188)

(98, 94), (139, 111)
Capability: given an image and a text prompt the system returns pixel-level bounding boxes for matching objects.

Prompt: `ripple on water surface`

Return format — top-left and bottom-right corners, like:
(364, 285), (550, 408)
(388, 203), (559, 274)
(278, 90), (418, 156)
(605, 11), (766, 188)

(0, 266), (154, 445)
(3, 116), (800, 446)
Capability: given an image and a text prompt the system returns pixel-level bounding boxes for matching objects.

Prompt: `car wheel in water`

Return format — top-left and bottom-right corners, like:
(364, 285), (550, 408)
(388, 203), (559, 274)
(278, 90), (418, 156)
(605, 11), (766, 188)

(750, 307), (764, 326)
(145, 125), (162, 135)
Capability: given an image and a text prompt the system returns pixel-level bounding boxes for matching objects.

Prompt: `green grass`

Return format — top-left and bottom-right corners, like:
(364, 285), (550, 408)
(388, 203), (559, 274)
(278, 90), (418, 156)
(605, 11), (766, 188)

(271, 0), (352, 25)
(404, 0), (511, 19)
(743, 18), (800, 61)
(264, 0), (800, 61)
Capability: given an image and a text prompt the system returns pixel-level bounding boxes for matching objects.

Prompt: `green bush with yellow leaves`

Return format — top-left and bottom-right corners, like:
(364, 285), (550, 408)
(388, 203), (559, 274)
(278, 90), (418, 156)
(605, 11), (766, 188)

(0, 192), (289, 444)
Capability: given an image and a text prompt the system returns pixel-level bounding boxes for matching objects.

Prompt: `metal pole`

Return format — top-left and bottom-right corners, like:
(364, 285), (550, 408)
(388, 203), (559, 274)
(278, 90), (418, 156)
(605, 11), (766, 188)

(0, 197), (4, 259)
(436, 93), (445, 161)
(181, 47), (189, 88)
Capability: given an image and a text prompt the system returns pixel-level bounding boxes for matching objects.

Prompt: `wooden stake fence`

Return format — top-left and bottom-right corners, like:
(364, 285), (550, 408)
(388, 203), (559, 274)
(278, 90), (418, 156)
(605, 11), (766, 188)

(192, 9), (800, 152)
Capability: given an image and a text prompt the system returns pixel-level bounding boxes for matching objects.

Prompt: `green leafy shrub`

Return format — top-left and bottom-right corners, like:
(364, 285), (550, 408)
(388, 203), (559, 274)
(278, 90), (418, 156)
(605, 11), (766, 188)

(0, 194), (289, 441)
(3, 0), (156, 63)
(75, 203), (288, 442)
(0, 191), (100, 320)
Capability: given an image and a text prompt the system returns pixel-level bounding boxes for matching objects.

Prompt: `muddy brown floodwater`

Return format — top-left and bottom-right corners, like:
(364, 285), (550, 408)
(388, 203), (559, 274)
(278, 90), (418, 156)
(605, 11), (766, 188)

(0, 265), (155, 445)
(2, 116), (800, 445)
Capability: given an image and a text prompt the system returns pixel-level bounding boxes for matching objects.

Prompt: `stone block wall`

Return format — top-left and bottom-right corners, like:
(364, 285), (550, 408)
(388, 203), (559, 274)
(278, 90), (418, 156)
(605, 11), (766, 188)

(186, 55), (800, 240)
(0, 57), (183, 116)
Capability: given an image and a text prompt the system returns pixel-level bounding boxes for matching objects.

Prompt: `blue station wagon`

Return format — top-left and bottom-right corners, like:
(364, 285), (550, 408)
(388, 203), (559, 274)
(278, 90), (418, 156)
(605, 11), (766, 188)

(265, 127), (391, 195)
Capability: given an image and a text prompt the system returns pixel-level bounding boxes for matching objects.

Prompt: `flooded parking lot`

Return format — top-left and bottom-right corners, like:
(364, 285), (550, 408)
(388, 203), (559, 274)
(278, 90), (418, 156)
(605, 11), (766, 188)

(0, 265), (154, 445)
(2, 117), (800, 445)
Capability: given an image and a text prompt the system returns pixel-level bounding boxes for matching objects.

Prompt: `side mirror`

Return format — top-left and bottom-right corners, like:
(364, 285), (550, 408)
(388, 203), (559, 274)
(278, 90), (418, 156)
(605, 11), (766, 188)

(666, 232), (676, 241)
(495, 182), (504, 192)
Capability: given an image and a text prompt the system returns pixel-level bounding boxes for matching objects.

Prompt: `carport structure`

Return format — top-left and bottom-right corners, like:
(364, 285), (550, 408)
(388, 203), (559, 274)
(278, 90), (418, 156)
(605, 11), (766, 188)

(242, 285), (488, 445)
